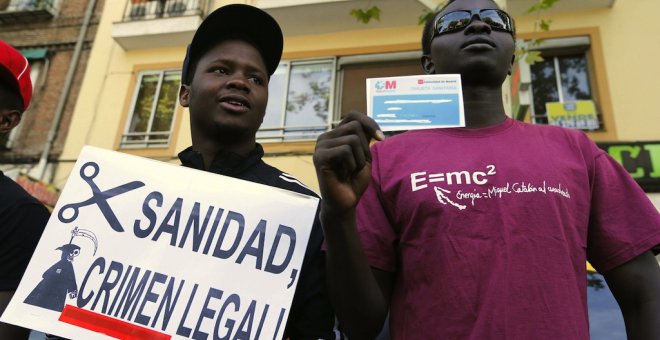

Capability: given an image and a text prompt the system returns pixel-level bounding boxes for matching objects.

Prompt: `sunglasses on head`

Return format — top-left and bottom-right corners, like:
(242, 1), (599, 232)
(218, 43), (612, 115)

(432, 8), (514, 39)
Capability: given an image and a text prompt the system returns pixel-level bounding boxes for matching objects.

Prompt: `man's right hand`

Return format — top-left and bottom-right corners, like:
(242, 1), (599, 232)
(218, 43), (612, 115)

(313, 112), (384, 215)
(313, 112), (391, 339)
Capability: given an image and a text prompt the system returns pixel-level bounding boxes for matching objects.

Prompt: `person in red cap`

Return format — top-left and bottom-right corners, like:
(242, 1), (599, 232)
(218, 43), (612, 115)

(177, 4), (338, 339)
(0, 39), (49, 339)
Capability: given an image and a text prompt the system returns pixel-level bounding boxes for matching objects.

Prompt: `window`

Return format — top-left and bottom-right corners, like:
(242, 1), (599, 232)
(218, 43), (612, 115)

(337, 52), (422, 120)
(256, 52), (423, 144)
(527, 36), (602, 130)
(124, 0), (201, 21)
(258, 59), (335, 142)
(6, 0), (57, 12)
(120, 69), (180, 148)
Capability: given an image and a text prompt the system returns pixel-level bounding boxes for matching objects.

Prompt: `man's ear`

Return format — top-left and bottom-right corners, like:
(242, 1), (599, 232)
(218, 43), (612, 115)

(179, 84), (190, 107)
(421, 55), (435, 75)
(0, 109), (21, 134)
(508, 54), (515, 76)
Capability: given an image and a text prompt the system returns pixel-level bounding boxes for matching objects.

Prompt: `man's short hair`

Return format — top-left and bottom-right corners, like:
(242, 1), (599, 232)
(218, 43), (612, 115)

(181, 4), (283, 86)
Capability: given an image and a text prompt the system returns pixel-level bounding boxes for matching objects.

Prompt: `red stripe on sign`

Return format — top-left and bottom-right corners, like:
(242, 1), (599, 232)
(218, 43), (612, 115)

(59, 305), (171, 340)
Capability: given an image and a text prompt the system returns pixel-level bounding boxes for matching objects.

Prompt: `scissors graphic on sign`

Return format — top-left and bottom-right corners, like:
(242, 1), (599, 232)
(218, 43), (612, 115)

(58, 162), (145, 232)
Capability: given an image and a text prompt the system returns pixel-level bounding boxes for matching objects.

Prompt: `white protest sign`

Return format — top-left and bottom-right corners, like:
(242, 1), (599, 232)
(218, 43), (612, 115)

(1, 146), (319, 340)
(367, 74), (465, 131)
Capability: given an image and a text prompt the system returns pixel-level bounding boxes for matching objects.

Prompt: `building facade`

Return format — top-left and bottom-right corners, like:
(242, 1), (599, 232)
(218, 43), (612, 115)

(54, 3), (659, 219)
(55, 0), (659, 204)
(0, 0), (104, 206)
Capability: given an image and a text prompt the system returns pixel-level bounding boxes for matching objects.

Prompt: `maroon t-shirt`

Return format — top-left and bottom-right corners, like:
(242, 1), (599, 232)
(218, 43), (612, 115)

(356, 118), (660, 339)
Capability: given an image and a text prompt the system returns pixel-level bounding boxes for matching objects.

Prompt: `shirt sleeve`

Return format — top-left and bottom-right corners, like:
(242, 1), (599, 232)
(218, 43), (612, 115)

(355, 144), (398, 272)
(586, 150), (660, 273)
(284, 208), (338, 339)
(0, 201), (49, 291)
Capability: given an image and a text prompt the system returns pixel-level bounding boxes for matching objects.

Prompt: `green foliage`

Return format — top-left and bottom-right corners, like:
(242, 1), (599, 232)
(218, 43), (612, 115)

(525, 0), (560, 14)
(350, 5), (381, 24)
(515, 39), (545, 65)
(514, 0), (560, 65)
(418, 2), (447, 25)
(538, 19), (552, 32)
(34, 0), (53, 10)
(524, 50), (544, 64)
(129, 73), (178, 141)
(587, 272), (605, 290)
(286, 69), (331, 121)
(418, 10), (435, 26)
(350, 0), (561, 65)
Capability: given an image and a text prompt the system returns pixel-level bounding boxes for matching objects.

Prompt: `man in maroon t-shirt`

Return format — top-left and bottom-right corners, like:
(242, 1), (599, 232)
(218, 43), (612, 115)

(313, 0), (660, 339)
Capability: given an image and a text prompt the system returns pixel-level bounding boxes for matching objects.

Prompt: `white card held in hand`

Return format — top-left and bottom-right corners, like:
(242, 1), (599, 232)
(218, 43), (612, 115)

(367, 74), (465, 132)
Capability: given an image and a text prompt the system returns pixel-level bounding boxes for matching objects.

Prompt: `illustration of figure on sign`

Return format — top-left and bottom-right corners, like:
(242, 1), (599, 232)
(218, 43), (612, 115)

(24, 227), (98, 312)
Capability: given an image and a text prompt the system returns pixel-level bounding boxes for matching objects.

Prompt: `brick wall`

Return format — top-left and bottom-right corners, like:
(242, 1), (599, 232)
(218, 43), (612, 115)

(0, 0), (105, 164)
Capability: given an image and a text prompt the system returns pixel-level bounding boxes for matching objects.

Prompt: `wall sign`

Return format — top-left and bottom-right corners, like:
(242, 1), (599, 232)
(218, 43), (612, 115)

(598, 141), (660, 192)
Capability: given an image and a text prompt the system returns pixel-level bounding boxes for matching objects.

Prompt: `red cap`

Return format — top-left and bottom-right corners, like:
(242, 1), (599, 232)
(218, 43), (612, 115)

(0, 40), (32, 112)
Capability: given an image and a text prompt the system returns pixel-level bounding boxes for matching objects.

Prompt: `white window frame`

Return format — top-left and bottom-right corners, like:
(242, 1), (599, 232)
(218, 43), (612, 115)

(124, 0), (202, 21)
(524, 36), (602, 130)
(7, 0), (61, 11)
(256, 51), (421, 143)
(334, 51), (421, 125)
(258, 57), (337, 143)
(120, 69), (180, 149)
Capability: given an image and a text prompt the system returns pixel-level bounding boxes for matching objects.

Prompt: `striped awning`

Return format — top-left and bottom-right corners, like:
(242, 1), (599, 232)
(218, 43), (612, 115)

(20, 48), (48, 59)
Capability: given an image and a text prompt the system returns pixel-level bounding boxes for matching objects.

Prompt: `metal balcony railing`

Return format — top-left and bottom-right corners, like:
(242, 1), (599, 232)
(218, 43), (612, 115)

(120, 131), (171, 148)
(122, 0), (205, 21)
(0, 0), (56, 24)
(5, 0), (55, 11)
(257, 124), (330, 142)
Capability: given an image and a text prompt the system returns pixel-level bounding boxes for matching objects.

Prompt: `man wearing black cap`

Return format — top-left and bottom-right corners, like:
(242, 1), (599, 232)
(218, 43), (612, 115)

(0, 39), (49, 339)
(177, 4), (337, 339)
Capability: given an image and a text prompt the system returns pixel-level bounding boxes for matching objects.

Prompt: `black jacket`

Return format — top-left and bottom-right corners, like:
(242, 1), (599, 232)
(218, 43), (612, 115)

(0, 172), (49, 291)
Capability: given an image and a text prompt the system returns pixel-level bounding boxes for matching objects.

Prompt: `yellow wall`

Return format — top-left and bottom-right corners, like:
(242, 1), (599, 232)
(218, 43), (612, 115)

(54, 1), (423, 191)
(56, 0), (659, 196)
(56, 3), (192, 187)
(284, 26), (422, 59)
(514, 0), (660, 141)
(268, 1), (660, 196)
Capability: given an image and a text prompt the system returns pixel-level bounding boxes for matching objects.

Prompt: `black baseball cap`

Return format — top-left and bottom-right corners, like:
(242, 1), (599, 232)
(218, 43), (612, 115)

(181, 4), (283, 85)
